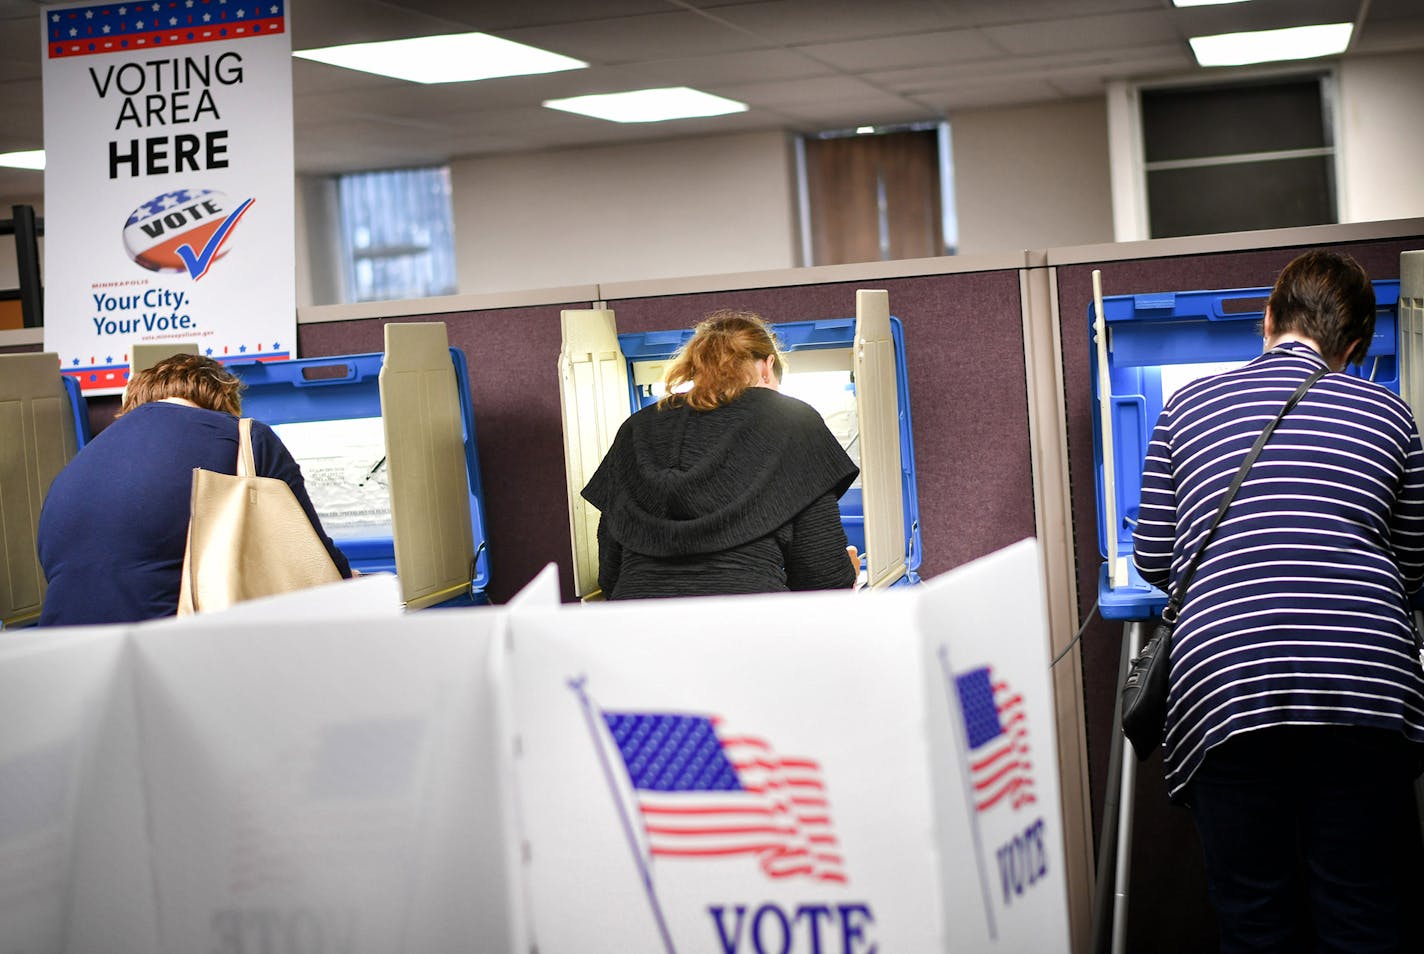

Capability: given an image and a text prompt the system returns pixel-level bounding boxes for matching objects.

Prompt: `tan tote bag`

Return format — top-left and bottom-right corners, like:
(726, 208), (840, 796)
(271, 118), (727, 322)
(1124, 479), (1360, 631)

(177, 417), (343, 615)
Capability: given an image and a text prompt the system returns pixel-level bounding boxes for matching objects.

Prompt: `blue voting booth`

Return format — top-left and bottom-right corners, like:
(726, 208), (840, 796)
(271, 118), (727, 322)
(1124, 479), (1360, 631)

(560, 292), (919, 598)
(229, 347), (491, 605)
(62, 336), (490, 609)
(616, 316), (923, 585)
(1090, 279), (1403, 620)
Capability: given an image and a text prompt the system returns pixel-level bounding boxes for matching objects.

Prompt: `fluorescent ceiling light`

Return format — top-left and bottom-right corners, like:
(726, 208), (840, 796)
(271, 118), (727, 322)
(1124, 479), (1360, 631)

(855, 126), (876, 134)
(1172, 0), (1253, 7)
(0, 150), (45, 170)
(1189, 22), (1353, 67)
(293, 32), (585, 84)
(544, 87), (747, 123)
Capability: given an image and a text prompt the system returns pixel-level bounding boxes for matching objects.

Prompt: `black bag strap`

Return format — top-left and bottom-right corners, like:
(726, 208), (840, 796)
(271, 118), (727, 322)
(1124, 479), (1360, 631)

(1162, 365), (1327, 624)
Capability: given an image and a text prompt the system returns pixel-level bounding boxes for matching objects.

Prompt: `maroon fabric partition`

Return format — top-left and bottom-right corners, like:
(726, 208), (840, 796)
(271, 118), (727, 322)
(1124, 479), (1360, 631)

(607, 269), (1035, 583)
(1057, 235), (1424, 951)
(295, 268), (1035, 604)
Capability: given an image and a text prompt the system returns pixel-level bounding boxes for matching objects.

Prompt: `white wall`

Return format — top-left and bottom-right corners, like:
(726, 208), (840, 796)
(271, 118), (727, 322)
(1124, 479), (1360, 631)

(948, 98), (1115, 255)
(448, 130), (799, 295)
(1338, 51), (1424, 224)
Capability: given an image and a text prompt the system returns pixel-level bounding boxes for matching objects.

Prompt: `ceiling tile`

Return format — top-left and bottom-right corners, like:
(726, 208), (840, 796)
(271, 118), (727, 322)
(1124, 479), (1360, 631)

(925, 79), (1067, 112)
(864, 44), (1194, 91)
(288, 0), (465, 48)
(928, 0), (1164, 29)
(795, 28), (1002, 72)
(981, 9), (1179, 56)
(499, 10), (771, 63)
(707, 74), (907, 109)
(702, 0), (957, 45)
(771, 98), (937, 129)
(386, 0), (673, 32)
(1, 17), (41, 82)
(624, 48), (836, 87)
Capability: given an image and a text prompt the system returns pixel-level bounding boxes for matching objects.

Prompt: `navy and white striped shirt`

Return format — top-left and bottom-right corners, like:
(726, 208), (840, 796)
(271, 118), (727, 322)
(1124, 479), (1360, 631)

(1132, 341), (1424, 798)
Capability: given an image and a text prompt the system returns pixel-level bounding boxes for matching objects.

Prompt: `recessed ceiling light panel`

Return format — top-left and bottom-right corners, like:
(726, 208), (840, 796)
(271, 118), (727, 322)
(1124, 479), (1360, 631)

(1172, 0), (1253, 7)
(1189, 22), (1353, 67)
(0, 150), (45, 170)
(543, 87), (748, 123)
(293, 32), (586, 84)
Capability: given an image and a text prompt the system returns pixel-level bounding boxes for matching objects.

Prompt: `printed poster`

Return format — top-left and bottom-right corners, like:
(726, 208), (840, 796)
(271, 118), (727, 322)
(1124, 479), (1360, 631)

(41, 0), (294, 395)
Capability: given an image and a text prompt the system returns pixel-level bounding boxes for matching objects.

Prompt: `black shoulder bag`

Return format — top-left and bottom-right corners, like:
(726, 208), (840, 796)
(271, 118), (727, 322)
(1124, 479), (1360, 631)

(1121, 366), (1326, 761)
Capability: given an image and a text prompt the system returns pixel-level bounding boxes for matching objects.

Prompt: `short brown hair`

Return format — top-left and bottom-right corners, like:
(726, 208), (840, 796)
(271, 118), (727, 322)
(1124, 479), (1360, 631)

(660, 310), (785, 412)
(119, 353), (244, 417)
(1267, 250), (1375, 367)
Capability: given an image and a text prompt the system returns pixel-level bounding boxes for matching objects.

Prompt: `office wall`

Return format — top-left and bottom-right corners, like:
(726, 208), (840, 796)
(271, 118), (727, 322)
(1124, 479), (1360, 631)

(949, 98), (1115, 255)
(1339, 51), (1424, 223)
(447, 130), (801, 295)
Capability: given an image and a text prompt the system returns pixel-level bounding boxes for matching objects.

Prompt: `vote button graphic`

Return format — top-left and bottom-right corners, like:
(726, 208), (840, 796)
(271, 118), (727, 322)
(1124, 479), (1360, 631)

(123, 188), (250, 278)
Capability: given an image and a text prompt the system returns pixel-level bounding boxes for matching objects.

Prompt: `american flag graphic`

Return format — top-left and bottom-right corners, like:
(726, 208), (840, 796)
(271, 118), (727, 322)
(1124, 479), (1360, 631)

(955, 667), (1036, 813)
(602, 712), (847, 884)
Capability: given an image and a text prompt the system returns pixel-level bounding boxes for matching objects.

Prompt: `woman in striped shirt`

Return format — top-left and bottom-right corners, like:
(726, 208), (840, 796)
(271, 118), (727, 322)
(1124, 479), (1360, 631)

(1133, 250), (1424, 952)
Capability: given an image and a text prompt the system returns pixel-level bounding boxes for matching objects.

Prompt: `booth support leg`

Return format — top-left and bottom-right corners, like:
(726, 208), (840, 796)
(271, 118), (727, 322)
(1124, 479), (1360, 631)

(1111, 621), (1146, 954)
(1090, 619), (1137, 954)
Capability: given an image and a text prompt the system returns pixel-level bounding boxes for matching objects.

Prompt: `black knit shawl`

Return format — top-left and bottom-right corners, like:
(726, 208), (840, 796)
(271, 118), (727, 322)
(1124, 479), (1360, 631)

(581, 387), (859, 558)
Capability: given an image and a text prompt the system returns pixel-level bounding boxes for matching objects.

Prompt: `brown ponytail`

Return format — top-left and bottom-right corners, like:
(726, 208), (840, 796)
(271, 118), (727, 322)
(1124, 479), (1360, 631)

(659, 310), (785, 411)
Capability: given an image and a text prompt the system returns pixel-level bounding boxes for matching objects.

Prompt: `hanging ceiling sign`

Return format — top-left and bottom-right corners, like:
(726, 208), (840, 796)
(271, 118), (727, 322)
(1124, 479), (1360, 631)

(41, 0), (294, 395)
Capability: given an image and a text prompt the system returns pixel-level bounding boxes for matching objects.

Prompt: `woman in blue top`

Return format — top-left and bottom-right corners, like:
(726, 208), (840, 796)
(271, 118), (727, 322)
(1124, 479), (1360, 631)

(38, 353), (351, 626)
(1132, 250), (1424, 952)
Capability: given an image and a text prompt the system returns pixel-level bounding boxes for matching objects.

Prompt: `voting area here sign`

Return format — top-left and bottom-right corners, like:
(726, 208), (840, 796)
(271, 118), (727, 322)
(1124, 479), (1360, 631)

(41, 0), (295, 395)
(0, 543), (1069, 952)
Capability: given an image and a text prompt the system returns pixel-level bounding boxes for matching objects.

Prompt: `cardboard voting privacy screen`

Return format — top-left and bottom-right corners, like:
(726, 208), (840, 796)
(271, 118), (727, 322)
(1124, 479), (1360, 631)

(0, 540), (1065, 952)
(0, 628), (129, 953)
(127, 611), (518, 953)
(507, 538), (1068, 953)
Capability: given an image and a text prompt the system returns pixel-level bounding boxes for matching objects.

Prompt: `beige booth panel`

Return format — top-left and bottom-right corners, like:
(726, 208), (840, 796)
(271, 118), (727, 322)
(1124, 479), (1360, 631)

(0, 353), (79, 626)
(129, 342), (199, 375)
(379, 323), (475, 610)
(853, 290), (908, 588)
(558, 309), (631, 600)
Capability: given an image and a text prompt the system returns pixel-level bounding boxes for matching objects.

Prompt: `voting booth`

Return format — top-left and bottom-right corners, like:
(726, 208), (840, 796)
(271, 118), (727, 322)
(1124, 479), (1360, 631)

(559, 290), (922, 600)
(126, 323), (491, 609)
(1088, 251), (1424, 953)
(0, 542), (1068, 952)
(1090, 270), (1415, 619)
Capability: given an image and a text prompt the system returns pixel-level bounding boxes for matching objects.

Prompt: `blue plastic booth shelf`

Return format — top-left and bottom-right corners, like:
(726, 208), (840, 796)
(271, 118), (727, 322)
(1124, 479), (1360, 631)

(229, 349), (491, 606)
(1091, 280), (1402, 620)
(616, 316), (923, 586)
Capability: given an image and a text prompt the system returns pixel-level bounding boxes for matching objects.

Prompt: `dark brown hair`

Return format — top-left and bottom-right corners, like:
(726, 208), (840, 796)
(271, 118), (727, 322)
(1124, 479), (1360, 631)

(119, 353), (244, 417)
(660, 310), (785, 411)
(1267, 249), (1375, 367)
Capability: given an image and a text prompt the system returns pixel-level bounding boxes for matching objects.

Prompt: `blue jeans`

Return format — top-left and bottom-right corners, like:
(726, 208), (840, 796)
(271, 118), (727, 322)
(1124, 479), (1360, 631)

(1185, 726), (1422, 953)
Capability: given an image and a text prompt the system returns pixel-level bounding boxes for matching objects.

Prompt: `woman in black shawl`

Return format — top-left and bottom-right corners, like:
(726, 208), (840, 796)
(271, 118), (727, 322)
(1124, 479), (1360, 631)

(581, 310), (859, 600)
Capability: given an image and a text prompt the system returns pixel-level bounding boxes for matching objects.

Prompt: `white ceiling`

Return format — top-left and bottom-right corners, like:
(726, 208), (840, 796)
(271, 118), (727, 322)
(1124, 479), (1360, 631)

(2, 0), (1422, 200)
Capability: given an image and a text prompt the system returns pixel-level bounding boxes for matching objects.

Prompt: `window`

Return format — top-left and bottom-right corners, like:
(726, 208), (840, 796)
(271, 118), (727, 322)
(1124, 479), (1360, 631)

(1136, 74), (1338, 239)
(337, 167), (457, 302)
(797, 123), (956, 266)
